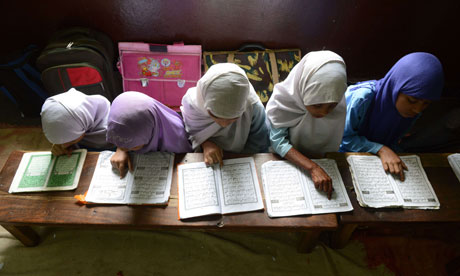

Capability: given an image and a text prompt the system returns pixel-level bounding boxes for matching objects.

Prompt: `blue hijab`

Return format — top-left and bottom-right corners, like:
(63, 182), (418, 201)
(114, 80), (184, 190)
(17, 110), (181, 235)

(358, 52), (444, 146)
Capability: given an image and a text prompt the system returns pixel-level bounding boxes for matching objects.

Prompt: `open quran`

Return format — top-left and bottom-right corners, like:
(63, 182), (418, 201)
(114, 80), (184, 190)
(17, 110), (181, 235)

(83, 151), (174, 205)
(347, 155), (440, 209)
(177, 157), (264, 219)
(261, 159), (353, 217)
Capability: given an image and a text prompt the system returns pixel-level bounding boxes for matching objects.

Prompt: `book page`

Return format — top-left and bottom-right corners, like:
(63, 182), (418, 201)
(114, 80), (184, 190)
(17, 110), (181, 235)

(219, 157), (264, 214)
(16, 153), (53, 189)
(393, 155), (440, 209)
(9, 150), (87, 193)
(448, 153), (460, 183)
(127, 152), (174, 204)
(347, 155), (403, 208)
(178, 162), (221, 219)
(302, 159), (353, 214)
(47, 151), (85, 188)
(85, 151), (134, 204)
(261, 161), (311, 217)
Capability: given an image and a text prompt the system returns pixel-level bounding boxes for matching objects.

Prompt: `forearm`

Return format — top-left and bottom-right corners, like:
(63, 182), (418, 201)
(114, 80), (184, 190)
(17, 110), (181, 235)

(341, 135), (383, 154)
(284, 147), (318, 172)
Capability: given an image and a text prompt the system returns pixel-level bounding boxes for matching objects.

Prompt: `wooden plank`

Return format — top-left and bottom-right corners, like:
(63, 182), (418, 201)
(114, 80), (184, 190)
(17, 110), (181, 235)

(0, 151), (337, 231)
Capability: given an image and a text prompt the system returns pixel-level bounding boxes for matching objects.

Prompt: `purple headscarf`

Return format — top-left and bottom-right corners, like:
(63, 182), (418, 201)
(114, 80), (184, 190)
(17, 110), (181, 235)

(107, 92), (192, 154)
(358, 52), (444, 146)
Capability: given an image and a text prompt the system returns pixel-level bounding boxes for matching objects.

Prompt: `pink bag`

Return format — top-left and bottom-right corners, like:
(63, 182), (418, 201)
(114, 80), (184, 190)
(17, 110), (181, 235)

(118, 42), (202, 111)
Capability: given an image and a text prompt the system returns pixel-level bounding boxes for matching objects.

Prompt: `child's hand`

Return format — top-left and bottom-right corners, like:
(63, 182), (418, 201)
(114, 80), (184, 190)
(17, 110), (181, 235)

(110, 148), (133, 179)
(284, 147), (333, 199)
(202, 140), (223, 167)
(377, 145), (408, 181)
(310, 164), (333, 199)
(51, 144), (72, 157)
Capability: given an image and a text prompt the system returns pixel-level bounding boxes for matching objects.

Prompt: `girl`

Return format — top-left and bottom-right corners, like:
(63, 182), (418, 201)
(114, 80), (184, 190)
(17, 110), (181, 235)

(340, 52), (444, 181)
(266, 50), (348, 199)
(181, 63), (270, 166)
(41, 88), (112, 156)
(107, 92), (192, 178)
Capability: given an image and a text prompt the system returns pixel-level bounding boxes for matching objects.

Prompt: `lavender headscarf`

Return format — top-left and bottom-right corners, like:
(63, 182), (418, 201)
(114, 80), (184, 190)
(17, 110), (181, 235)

(358, 52), (444, 146)
(41, 88), (112, 149)
(107, 92), (192, 154)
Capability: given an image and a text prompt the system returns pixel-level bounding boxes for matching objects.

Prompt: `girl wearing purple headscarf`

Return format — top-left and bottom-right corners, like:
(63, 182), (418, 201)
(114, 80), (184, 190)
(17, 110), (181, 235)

(41, 88), (112, 156)
(107, 92), (192, 177)
(340, 52), (444, 180)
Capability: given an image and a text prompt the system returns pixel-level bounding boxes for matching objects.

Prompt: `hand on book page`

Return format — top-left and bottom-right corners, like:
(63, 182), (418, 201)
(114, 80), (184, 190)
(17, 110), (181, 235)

(310, 165), (334, 200)
(110, 148), (134, 178)
(202, 140), (223, 167)
(51, 134), (85, 157)
(284, 147), (333, 199)
(377, 145), (408, 181)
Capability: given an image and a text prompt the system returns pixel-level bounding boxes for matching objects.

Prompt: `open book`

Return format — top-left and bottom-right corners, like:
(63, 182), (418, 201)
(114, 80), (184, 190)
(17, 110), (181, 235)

(448, 153), (460, 183)
(261, 159), (353, 217)
(9, 149), (87, 193)
(177, 157), (264, 219)
(347, 155), (440, 209)
(84, 150), (174, 205)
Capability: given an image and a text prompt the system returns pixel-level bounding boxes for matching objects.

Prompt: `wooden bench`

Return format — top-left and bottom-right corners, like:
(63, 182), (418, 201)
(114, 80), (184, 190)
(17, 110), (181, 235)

(328, 152), (460, 248)
(0, 151), (338, 252)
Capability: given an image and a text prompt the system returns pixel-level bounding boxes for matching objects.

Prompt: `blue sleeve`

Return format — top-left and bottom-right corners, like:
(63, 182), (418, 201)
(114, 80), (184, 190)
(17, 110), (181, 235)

(340, 87), (383, 154)
(269, 124), (293, 158)
(243, 102), (270, 153)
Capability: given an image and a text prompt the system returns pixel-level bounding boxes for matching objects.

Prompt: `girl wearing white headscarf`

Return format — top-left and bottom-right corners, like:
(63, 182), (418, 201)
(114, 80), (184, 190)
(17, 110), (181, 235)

(181, 63), (270, 166)
(41, 88), (112, 156)
(266, 51), (347, 199)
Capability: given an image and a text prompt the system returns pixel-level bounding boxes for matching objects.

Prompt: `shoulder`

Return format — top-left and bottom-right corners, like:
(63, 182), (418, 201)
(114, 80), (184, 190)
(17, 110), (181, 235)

(251, 101), (265, 112)
(345, 82), (376, 107)
(250, 101), (266, 121)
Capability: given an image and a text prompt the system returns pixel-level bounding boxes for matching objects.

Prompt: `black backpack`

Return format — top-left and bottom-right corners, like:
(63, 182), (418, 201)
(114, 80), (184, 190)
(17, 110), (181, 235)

(0, 45), (49, 118)
(36, 27), (122, 101)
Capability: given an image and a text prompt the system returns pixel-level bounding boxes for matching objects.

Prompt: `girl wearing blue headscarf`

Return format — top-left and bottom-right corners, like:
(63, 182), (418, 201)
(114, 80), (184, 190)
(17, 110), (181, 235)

(340, 52), (444, 180)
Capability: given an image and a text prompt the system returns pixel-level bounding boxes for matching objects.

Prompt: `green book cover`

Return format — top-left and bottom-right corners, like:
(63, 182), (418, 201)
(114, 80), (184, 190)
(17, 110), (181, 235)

(10, 149), (87, 193)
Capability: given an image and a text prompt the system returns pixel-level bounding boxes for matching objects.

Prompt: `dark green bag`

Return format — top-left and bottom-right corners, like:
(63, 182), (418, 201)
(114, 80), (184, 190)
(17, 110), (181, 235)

(203, 44), (301, 105)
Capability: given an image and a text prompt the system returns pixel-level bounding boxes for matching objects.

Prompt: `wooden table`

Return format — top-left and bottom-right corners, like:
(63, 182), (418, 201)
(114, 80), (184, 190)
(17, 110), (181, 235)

(0, 151), (338, 252)
(328, 152), (460, 248)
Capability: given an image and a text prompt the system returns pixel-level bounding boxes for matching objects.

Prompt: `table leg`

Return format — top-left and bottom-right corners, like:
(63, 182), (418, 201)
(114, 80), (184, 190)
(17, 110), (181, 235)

(2, 225), (40, 247)
(297, 229), (322, 253)
(331, 224), (358, 249)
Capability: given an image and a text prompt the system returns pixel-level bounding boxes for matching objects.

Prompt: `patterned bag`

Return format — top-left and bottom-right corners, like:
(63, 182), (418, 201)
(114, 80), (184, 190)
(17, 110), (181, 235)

(203, 45), (301, 104)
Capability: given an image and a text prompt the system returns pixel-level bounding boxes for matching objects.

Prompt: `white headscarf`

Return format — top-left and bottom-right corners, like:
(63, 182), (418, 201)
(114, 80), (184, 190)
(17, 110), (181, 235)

(181, 63), (260, 152)
(41, 88), (112, 149)
(266, 51), (347, 158)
